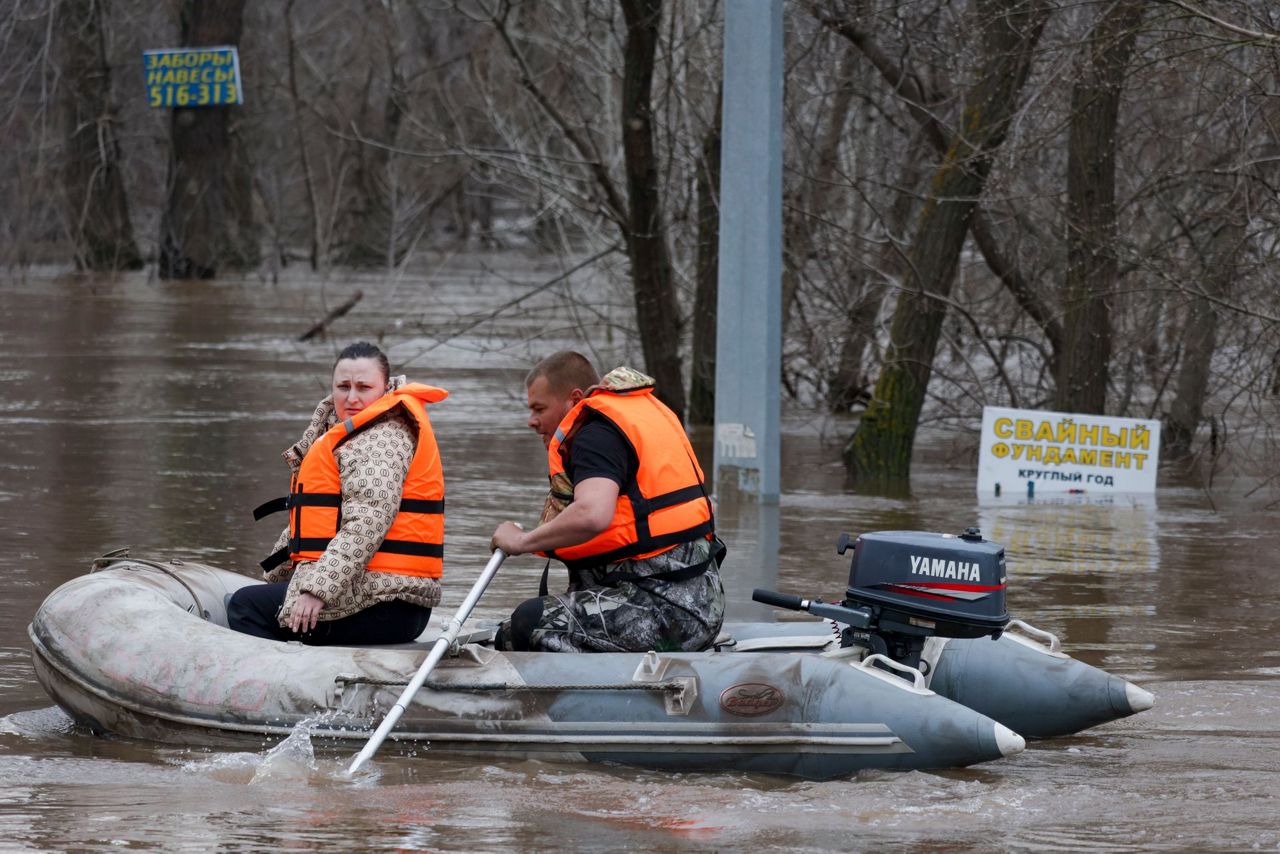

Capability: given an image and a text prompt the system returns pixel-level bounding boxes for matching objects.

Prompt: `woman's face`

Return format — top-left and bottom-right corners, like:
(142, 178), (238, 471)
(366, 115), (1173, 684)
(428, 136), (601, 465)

(332, 357), (388, 421)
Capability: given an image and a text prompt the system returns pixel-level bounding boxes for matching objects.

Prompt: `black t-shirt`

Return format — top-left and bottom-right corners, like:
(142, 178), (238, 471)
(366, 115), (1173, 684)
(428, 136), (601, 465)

(566, 415), (638, 489)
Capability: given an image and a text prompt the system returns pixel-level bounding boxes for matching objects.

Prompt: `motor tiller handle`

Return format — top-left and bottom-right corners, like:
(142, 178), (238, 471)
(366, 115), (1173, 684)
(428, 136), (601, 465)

(752, 588), (805, 611)
(753, 587), (873, 630)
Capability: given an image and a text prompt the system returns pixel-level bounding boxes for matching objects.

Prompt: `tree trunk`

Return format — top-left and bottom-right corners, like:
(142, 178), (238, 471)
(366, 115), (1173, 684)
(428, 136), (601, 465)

(688, 91), (721, 426)
(159, 0), (253, 279)
(223, 122), (261, 270)
(283, 0), (320, 270)
(844, 0), (1050, 485)
(819, 5), (1066, 386)
(56, 0), (142, 271)
(1164, 217), (1243, 459)
(334, 0), (409, 267)
(1053, 0), (1144, 414)
(783, 47), (858, 338)
(828, 132), (928, 413)
(620, 0), (686, 422)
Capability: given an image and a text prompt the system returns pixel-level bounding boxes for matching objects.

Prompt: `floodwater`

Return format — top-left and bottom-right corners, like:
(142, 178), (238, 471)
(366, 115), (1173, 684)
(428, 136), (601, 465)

(2, 258), (1278, 852)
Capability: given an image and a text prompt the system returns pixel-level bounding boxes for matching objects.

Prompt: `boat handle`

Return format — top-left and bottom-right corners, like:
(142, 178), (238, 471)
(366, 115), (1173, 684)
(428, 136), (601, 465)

(1006, 619), (1061, 653)
(858, 654), (927, 690)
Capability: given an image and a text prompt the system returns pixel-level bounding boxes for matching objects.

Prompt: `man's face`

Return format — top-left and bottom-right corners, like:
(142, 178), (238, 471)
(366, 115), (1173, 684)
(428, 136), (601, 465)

(526, 375), (580, 447)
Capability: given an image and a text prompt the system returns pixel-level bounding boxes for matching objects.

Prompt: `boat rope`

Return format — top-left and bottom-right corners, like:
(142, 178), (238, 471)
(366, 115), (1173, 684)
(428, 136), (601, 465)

(337, 676), (688, 693)
(90, 554), (209, 620)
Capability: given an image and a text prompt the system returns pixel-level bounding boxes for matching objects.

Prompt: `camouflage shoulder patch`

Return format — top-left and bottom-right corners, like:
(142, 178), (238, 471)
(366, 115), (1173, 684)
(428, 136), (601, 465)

(596, 366), (655, 392)
(549, 471), (575, 500)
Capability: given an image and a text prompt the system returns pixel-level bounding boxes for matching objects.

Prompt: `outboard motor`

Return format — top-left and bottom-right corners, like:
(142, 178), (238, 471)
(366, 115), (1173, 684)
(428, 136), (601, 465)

(754, 527), (1009, 676)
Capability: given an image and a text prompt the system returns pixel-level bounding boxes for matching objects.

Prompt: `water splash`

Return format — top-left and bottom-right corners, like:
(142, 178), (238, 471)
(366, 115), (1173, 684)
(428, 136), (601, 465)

(247, 718), (323, 785)
(177, 711), (372, 786)
(0, 706), (76, 737)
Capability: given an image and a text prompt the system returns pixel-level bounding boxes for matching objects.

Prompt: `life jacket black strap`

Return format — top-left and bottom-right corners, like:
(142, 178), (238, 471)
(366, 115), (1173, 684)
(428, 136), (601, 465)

(624, 478), (714, 551)
(377, 539), (444, 558)
(272, 537), (443, 565)
(595, 559), (708, 587)
(253, 493), (344, 521)
(260, 547), (291, 572)
(538, 559), (552, 597)
(291, 493), (342, 507)
(638, 483), (708, 513)
(252, 496), (289, 521)
(291, 537), (335, 552)
(594, 537), (725, 587)
(289, 537), (443, 559)
(398, 498), (444, 514)
(259, 494), (439, 522)
(557, 522), (716, 572)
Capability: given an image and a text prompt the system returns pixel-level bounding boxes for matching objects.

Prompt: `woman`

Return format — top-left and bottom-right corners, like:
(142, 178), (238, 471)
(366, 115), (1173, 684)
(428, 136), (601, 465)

(228, 342), (447, 645)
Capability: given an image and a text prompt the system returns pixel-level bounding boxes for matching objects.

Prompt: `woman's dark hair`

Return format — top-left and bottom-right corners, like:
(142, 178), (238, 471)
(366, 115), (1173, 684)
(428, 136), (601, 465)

(335, 341), (390, 383)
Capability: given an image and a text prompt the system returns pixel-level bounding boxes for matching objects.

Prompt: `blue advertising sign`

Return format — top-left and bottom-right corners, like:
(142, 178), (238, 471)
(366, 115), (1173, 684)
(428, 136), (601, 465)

(143, 46), (243, 108)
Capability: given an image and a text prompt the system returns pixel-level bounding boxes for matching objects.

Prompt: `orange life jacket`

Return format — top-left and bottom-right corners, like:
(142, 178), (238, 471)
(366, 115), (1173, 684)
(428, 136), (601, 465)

(254, 384), (447, 578)
(543, 385), (713, 570)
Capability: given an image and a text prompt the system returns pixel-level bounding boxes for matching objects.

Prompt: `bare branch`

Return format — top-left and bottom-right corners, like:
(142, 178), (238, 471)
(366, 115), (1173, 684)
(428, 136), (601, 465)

(1157, 0), (1280, 44)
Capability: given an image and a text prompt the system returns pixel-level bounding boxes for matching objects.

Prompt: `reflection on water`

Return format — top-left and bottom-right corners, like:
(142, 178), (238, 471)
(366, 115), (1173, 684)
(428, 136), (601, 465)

(716, 497), (781, 622)
(980, 493), (1160, 576)
(3, 263), (1280, 850)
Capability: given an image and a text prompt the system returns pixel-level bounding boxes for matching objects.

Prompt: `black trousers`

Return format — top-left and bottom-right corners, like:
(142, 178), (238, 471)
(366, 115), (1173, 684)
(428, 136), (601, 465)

(226, 581), (432, 646)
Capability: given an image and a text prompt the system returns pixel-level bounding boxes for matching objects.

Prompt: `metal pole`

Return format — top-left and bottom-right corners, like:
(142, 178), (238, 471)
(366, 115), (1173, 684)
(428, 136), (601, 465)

(714, 0), (783, 504)
(346, 549), (507, 775)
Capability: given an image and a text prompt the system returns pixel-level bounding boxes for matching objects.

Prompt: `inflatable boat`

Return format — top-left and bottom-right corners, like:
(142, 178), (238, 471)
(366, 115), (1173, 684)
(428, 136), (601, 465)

(28, 531), (1153, 780)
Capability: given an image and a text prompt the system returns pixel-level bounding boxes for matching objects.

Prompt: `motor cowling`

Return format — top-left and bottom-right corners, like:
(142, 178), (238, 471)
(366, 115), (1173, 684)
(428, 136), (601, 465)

(830, 528), (1007, 675)
(752, 527), (1010, 678)
(840, 528), (1009, 639)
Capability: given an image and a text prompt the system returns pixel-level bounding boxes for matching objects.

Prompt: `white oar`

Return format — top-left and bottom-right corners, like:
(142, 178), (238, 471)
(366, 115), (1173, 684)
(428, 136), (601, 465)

(346, 548), (507, 775)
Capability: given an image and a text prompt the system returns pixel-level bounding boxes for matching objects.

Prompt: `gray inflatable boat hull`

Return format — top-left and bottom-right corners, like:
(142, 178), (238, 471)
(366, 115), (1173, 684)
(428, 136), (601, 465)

(724, 620), (1154, 739)
(30, 559), (1025, 779)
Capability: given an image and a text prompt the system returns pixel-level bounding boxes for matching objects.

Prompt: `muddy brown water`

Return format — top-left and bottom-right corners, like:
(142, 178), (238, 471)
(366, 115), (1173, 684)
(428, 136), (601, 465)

(2, 260), (1278, 852)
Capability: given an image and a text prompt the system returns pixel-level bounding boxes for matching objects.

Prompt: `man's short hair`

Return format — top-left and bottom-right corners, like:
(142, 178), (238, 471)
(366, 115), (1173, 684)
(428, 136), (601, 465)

(527, 350), (599, 394)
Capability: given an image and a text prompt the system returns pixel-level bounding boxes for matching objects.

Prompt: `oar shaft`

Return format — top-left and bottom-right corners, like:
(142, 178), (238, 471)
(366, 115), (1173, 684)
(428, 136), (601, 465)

(347, 549), (506, 775)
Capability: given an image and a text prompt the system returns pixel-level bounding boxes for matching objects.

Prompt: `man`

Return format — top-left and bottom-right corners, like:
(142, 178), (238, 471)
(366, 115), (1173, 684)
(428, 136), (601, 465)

(490, 350), (725, 653)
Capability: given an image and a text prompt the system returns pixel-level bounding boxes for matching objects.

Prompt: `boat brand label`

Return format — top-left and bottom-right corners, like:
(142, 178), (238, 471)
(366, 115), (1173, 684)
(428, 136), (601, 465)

(910, 554), (982, 582)
(719, 683), (785, 716)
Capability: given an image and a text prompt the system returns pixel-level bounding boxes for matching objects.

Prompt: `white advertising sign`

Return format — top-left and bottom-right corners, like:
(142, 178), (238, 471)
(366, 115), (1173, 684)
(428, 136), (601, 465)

(977, 406), (1160, 496)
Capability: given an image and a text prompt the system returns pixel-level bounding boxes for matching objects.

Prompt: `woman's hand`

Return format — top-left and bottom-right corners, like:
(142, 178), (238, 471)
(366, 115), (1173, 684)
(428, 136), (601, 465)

(289, 591), (325, 634)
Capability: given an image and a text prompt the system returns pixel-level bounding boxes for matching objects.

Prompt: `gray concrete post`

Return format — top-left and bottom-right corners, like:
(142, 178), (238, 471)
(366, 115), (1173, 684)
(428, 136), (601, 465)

(713, 0), (783, 504)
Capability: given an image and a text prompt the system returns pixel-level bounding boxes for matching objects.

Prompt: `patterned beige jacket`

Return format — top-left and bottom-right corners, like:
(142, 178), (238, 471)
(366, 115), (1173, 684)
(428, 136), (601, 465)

(266, 375), (443, 626)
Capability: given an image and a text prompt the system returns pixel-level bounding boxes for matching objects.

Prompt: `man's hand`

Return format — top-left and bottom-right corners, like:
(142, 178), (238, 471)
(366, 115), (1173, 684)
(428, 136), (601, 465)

(491, 521), (528, 555)
(491, 478), (618, 557)
(289, 591), (325, 634)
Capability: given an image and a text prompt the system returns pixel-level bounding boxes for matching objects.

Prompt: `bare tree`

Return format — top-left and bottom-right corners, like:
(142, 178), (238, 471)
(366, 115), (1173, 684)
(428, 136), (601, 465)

(825, 132), (928, 414)
(9, 0), (1280, 504)
(619, 0), (686, 419)
(1163, 211), (1243, 459)
(841, 0), (1052, 484)
(55, 0), (142, 271)
(158, 0), (257, 278)
(688, 88), (720, 426)
(1054, 0), (1146, 414)
(474, 0), (706, 419)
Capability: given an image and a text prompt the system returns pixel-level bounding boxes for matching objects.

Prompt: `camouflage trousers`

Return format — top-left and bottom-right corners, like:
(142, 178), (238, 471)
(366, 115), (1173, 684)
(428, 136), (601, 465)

(497, 538), (724, 653)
